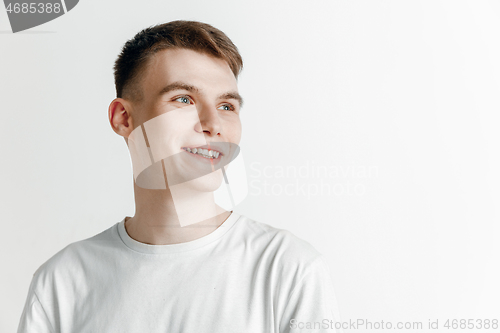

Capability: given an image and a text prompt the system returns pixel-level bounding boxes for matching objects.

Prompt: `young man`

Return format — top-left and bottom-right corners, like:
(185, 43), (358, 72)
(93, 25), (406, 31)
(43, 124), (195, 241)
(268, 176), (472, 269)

(18, 20), (340, 332)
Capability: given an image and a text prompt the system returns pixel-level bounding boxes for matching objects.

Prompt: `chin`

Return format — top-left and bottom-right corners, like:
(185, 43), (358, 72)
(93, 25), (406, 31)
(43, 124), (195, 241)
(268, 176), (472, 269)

(179, 170), (224, 193)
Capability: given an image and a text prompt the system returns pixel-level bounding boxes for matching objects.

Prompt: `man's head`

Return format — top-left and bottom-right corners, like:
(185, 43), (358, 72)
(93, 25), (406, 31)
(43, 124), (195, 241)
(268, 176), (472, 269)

(109, 20), (244, 193)
(113, 20), (243, 103)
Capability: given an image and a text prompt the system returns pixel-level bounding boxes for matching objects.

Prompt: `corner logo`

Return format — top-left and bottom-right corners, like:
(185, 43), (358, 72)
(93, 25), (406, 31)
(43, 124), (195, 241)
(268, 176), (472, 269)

(3, 0), (79, 33)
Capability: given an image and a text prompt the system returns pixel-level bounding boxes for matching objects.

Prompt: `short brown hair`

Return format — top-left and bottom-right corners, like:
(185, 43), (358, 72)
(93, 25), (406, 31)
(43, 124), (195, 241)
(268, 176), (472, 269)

(113, 20), (243, 101)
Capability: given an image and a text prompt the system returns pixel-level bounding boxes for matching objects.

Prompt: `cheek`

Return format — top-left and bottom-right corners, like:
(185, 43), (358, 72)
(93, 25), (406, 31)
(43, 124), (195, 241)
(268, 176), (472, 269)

(143, 100), (182, 123)
(226, 117), (242, 143)
(132, 103), (158, 127)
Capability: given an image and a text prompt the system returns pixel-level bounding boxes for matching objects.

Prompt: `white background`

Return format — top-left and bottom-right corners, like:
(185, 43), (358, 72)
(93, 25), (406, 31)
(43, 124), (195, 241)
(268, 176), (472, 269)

(1, 0), (499, 332)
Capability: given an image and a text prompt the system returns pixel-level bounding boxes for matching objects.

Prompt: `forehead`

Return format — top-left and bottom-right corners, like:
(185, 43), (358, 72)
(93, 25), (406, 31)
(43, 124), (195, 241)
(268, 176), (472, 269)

(140, 48), (238, 97)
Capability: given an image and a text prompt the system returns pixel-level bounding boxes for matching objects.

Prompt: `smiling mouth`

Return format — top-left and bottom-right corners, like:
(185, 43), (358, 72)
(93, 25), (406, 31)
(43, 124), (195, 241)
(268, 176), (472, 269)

(181, 147), (222, 159)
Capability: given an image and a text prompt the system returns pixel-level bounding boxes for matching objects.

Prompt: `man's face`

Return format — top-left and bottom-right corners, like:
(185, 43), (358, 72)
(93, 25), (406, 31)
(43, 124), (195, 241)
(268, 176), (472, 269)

(127, 48), (242, 191)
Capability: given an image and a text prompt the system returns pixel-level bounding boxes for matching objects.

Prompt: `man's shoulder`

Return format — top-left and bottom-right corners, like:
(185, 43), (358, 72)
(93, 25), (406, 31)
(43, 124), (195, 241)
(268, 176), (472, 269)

(237, 215), (323, 269)
(31, 222), (120, 285)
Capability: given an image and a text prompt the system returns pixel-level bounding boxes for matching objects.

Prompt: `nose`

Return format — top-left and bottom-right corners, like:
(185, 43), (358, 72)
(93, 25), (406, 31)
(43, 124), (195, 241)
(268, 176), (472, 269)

(195, 103), (222, 137)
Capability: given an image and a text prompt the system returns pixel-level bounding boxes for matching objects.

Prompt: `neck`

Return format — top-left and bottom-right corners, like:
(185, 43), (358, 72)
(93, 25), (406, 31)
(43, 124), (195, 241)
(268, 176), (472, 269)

(125, 181), (231, 245)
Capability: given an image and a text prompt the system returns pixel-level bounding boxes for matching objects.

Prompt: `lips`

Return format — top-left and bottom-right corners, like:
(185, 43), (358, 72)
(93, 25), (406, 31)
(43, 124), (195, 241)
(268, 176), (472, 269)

(181, 142), (228, 157)
(182, 147), (221, 159)
(157, 141), (241, 186)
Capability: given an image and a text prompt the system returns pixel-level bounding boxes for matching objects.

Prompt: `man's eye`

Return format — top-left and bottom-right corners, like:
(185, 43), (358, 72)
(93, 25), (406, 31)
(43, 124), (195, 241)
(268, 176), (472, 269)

(218, 104), (234, 111)
(175, 96), (191, 104)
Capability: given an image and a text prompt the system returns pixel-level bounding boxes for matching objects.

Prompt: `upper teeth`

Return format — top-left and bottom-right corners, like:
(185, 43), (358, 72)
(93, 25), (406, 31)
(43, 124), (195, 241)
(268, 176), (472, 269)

(184, 147), (220, 159)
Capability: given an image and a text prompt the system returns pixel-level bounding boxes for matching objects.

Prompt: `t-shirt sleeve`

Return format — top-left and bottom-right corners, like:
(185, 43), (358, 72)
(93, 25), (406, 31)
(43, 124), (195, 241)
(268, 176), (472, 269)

(279, 255), (342, 333)
(17, 278), (55, 333)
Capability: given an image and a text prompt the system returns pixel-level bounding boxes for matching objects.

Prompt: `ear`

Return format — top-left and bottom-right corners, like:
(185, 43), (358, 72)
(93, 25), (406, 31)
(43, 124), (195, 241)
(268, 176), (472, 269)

(108, 98), (134, 141)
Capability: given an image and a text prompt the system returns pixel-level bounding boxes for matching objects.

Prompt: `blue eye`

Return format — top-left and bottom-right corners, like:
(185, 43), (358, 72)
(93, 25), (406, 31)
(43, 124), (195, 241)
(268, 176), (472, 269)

(175, 96), (191, 104)
(218, 104), (234, 111)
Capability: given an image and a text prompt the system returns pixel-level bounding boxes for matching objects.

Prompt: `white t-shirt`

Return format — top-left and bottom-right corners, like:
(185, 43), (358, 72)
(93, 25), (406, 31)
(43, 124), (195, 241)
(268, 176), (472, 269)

(18, 212), (341, 333)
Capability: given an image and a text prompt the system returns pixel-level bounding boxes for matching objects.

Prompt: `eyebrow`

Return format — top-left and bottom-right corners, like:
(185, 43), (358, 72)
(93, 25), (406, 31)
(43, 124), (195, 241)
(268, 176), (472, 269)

(158, 81), (244, 108)
(218, 92), (244, 108)
(158, 82), (200, 96)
